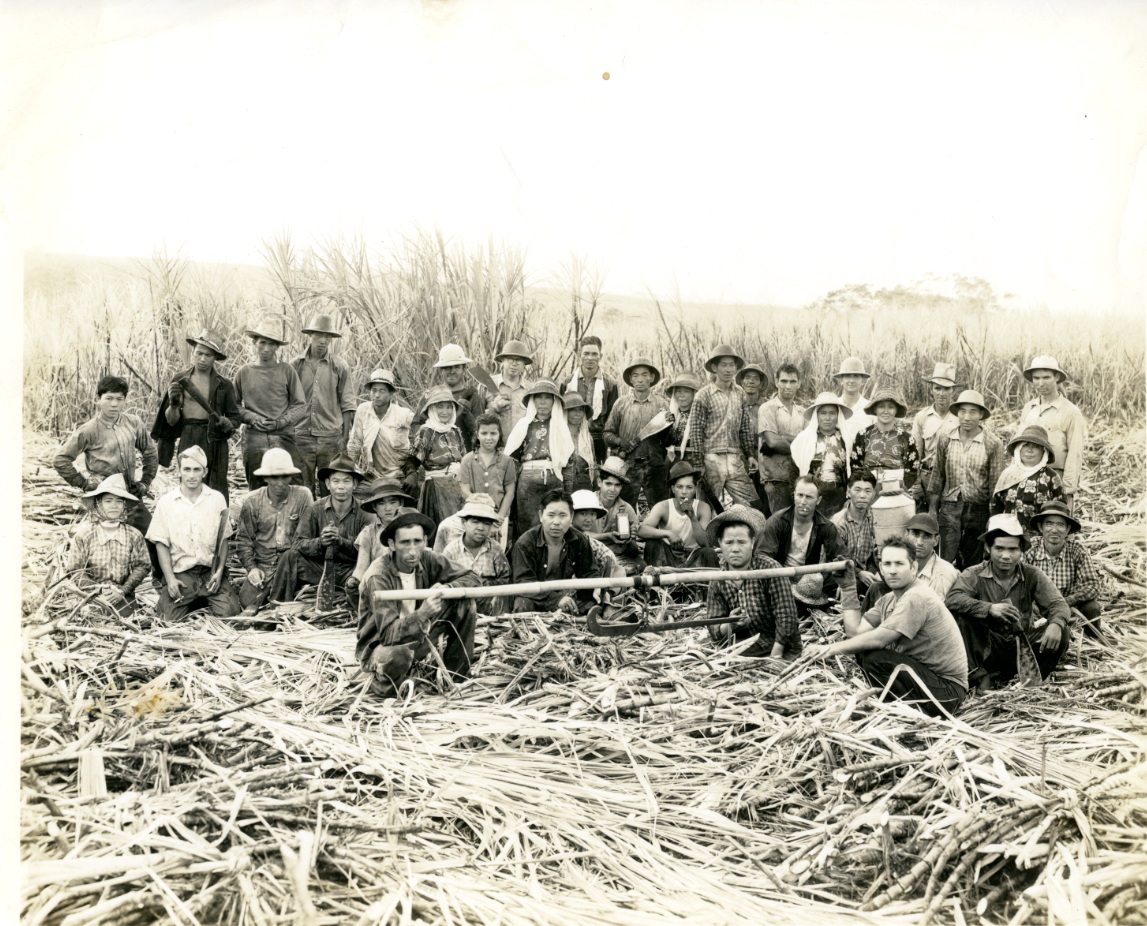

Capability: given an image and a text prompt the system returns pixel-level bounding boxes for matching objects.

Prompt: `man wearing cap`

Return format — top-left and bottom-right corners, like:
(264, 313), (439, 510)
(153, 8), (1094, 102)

(291, 315), (356, 498)
(510, 489), (600, 614)
(912, 363), (959, 492)
(760, 476), (841, 597)
(234, 317), (308, 491)
(945, 514), (1072, 690)
(1017, 356), (1087, 517)
(795, 542), (968, 717)
(152, 330), (241, 503)
(758, 363), (805, 515)
(685, 345), (759, 509)
(639, 461), (720, 570)
(412, 344), (486, 448)
(56, 374), (161, 577)
(1025, 500), (1104, 638)
(561, 335), (619, 464)
(603, 357), (670, 509)
(347, 369), (414, 488)
(833, 357), (874, 444)
(147, 445), (239, 619)
(65, 474), (151, 615)
(268, 453), (375, 608)
(357, 511), (482, 697)
(928, 390), (1006, 568)
(590, 457), (646, 575)
(705, 506), (802, 659)
(488, 340), (534, 438)
(861, 513), (960, 609)
(234, 448), (314, 615)
(442, 494), (512, 615)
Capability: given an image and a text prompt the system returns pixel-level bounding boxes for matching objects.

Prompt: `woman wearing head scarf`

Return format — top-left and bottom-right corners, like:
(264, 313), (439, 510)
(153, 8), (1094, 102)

(504, 379), (576, 537)
(404, 386), (468, 525)
(790, 392), (854, 517)
(990, 425), (1063, 536)
(561, 392), (597, 493)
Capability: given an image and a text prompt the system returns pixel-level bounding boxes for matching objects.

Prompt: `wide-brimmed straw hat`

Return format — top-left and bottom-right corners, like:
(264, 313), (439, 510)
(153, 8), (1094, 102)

(925, 362), (958, 387)
(668, 460), (700, 485)
(666, 372), (703, 393)
(494, 340), (533, 364)
(253, 447), (302, 477)
(803, 392), (854, 422)
(705, 344), (745, 373)
(623, 357), (662, 386)
(599, 456), (631, 484)
(458, 493), (501, 523)
(706, 504), (767, 547)
(570, 490), (606, 518)
(433, 344), (473, 368)
(1023, 355), (1068, 384)
(317, 452), (364, 483)
(952, 389), (991, 419)
(1028, 500), (1081, 535)
(735, 363), (769, 387)
(186, 329), (228, 361)
(301, 314), (342, 337)
(867, 389), (908, 419)
(422, 385), (464, 411)
(80, 474), (138, 510)
(381, 510), (437, 546)
(361, 478), (416, 511)
(833, 357), (871, 379)
(521, 379), (561, 406)
(1006, 425), (1055, 463)
(246, 317), (288, 345)
(561, 392), (591, 411)
(978, 513), (1028, 550)
(793, 573), (833, 607)
(363, 368), (399, 392)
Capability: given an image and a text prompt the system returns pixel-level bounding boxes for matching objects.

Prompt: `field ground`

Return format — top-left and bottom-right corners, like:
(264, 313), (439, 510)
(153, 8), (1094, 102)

(19, 419), (1147, 925)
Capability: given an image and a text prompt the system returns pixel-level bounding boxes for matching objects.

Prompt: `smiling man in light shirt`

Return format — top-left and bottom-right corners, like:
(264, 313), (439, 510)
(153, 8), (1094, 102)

(912, 362), (959, 489)
(1017, 356), (1087, 517)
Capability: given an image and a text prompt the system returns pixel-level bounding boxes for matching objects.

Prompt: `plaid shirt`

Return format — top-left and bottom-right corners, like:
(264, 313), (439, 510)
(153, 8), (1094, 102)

(66, 520), (150, 594)
(707, 552), (802, 653)
(588, 537), (620, 577)
(929, 428), (1005, 505)
(1025, 537), (1102, 606)
(831, 504), (877, 571)
(687, 383), (755, 456)
(442, 536), (510, 584)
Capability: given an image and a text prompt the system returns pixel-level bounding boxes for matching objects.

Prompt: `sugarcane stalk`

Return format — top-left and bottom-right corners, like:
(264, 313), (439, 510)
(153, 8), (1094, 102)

(373, 560), (848, 603)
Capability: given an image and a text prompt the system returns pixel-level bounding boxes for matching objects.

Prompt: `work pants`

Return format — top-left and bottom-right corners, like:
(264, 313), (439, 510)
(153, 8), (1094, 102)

(761, 456), (799, 516)
(242, 430), (305, 492)
(620, 458), (670, 511)
(1074, 600), (1103, 638)
(268, 548), (354, 605)
(296, 432), (344, 499)
(157, 564), (239, 621)
(643, 539), (719, 571)
(177, 421), (231, 503)
(365, 601), (478, 697)
(938, 499), (990, 569)
(702, 453), (759, 509)
(955, 616), (1071, 689)
(855, 649), (967, 717)
(123, 502), (161, 579)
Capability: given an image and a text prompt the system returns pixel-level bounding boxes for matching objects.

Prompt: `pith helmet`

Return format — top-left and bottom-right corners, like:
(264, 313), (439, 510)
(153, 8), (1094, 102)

(494, 340), (533, 364)
(253, 447), (302, 476)
(433, 344), (473, 368)
(623, 357), (662, 386)
(1023, 355), (1068, 384)
(833, 357), (871, 379)
(522, 379), (561, 406)
(952, 389), (991, 419)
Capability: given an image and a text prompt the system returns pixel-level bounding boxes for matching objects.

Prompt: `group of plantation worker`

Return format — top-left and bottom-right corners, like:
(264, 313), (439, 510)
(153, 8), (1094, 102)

(57, 313), (1105, 714)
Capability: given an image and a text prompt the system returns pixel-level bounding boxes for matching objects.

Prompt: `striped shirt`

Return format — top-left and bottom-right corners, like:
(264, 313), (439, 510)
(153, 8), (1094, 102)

(603, 392), (668, 457)
(688, 383), (749, 455)
(442, 536), (510, 583)
(929, 428), (1005, 505)
(831, 504), (877, 571)
(1025, 537), (1102, 607)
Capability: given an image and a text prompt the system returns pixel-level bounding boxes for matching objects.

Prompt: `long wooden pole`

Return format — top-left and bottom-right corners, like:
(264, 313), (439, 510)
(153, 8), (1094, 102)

(373, 560), (847, 603)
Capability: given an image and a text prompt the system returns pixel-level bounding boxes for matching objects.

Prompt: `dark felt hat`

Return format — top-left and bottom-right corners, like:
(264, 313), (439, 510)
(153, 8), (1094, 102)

(317, 452), (365, 483)
(186, 329), (228, 361)
(301, 314), (342, 337)
(381, 510), (437, 546)
(1006, 425), (1055, 463)
(362, 478), (416, 511)
(668, 460), (700, 485)
(1028, 500), (1081, 535)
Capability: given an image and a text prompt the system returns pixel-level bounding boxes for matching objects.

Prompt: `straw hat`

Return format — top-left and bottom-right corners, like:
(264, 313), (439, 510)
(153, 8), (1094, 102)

(246, 316), (289, 344)
(1028, 499), (1081, 535)
(867, 389), (908, 419)
(80, 474), (138, 511)
(361, 478), (415, 511)
(494, 340), (533, 364)
(301, 314), (342, 337)
(952, 389), (991, 419)
(793, 573), (833, 607)
(363, 368), (399, 392)
(421, 385), (464, 411)
(433, 344), (473, 368)
(253, 447), (301, 477)
(668, 460), (700, 486)
(381, 510), (437, 546)
(978, 513), (1028, 549)
(833, 357), (871, 379)
(178, 445), (208, 469)
(1006, 424), (1056, 463)
(925, 362), (958, 387)
(317, 452), (364, 483)
(666, 372), (702, 393)
(904, 513), (940, 536)
(186, 329), (227, 361)
(623, 357), (662, 386)
(705, 344), (745, 373)
(521, 378), (561, 406)
(458, 493), (501, 523)
(706, 504), (767, 547)
(561, 392), (591, 411)
(570, 490), (607, 518)
(802, 392), (854, 422)
(599, 456), (631, 484)
(735, 363), (769, 387)
(1023, 355), (1068, 384)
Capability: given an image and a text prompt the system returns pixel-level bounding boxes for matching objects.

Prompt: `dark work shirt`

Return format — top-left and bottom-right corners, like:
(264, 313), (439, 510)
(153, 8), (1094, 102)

(294, 496), (375, 564)
(511, 525), (598, 609)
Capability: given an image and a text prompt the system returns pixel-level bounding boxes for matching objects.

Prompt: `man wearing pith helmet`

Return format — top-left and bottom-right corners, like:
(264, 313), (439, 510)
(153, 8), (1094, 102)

(488, 339), (534, 438)
(1017, 355), (1087, 517)
(912, 362), (959, 490)
(291, 314), (356, 499)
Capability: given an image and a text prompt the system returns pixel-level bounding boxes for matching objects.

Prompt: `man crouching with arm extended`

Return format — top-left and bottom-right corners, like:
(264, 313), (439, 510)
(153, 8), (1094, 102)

(794, 537), (968, 717)
(357, 512), (482, 698)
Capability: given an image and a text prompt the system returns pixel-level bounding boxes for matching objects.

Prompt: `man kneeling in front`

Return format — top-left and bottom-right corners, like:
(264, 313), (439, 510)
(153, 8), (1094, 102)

(795, 537), (968, 717)
(357, 511), (481, 698)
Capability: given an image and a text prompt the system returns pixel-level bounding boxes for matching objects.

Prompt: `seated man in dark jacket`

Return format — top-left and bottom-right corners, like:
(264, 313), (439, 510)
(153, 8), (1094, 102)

(945, 513), (1072, 691)
(759, 475), (841, 598)
(357, 511), (481, 697)
(510, 489), (601, 614)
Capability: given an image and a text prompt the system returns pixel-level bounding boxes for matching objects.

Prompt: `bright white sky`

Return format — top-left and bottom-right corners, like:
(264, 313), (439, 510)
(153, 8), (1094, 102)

(3, 0), (1147, 310)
